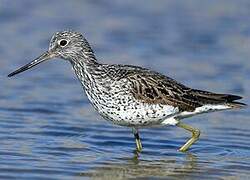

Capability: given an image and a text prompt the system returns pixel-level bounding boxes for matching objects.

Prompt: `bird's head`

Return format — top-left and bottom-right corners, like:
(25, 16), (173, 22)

(8, 31), (95, 77)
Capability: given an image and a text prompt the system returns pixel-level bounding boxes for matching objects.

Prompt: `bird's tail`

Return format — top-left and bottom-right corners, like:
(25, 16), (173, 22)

(190, 89), (247, 109)
(226, 101), (247, 109)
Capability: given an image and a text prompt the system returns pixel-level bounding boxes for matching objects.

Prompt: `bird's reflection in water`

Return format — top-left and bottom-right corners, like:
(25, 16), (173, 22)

(79, 151), (199, 179)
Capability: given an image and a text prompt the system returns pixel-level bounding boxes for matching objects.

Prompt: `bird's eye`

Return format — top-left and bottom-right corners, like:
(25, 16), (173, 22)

(59, 39), (68, 47)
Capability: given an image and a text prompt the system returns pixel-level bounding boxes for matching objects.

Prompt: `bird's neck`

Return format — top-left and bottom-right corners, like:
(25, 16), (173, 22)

(70, 54), (102, 91)
(69, 39), (106, 94)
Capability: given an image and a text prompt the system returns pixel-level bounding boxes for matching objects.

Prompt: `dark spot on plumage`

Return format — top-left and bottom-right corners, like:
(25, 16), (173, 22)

(130, 76), (136, 80)
(146, 93), (154, 99)
(151, 87), (158, 96)
(138, 84), (143, 94)
(145, 88), (151, 94)
(158, 87), (169, 95)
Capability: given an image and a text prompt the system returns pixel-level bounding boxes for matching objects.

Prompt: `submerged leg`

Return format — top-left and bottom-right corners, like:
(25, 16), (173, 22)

(176, 122), (200, 152)
(132, 128), (143, 152)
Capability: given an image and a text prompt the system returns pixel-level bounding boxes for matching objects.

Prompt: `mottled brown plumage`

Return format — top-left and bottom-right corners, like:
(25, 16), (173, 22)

(103, 64), (245, 112)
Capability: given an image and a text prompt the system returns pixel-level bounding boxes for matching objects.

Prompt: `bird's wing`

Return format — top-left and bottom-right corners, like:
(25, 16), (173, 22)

(104, 64), (245, 111)
(124, 69), (200, 111)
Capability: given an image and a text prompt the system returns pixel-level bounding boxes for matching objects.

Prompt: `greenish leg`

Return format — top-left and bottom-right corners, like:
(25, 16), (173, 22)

(132, 128), (143, 152)
(176, 122), (201, 152)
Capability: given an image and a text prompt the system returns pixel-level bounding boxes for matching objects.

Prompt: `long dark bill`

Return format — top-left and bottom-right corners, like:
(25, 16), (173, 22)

(8, 51), (55, 77)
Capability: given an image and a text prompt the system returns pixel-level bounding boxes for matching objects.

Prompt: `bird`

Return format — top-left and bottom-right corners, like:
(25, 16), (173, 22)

(8, 31), (246, 152)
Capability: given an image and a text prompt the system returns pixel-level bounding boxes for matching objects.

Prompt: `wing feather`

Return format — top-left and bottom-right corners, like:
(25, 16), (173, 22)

(103, 64), (245, 111)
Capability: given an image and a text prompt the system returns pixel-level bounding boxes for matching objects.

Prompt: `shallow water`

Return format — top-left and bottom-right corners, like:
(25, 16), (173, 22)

(1, 0), (250, 179)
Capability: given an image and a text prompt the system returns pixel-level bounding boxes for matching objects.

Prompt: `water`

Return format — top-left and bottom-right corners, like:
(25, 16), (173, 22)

(1, 0), (250, 179)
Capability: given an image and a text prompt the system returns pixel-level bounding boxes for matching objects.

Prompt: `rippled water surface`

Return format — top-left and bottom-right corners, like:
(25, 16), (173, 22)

(1, 0), (250, 179)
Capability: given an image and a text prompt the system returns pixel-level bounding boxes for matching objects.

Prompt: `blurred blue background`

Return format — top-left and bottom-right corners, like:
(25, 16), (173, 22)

(1, 0), (250, 179)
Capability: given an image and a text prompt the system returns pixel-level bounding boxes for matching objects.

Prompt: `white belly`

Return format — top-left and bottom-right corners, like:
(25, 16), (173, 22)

(94, 94), (179, 127)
